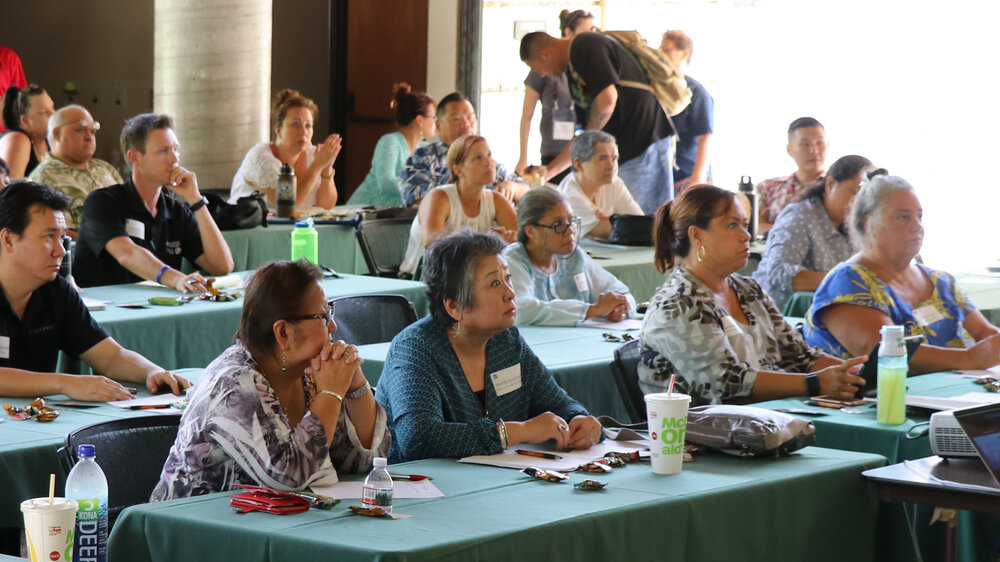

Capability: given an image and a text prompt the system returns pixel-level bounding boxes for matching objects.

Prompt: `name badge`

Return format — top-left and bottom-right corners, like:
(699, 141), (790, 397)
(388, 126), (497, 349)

(553, 120), (575, 141)
(125, 219), (145, 240)
(0, 336), (9, 359)
(490, 364), (522, 397)
(912, 304), (945, 326)
(573, 273), (588, 293)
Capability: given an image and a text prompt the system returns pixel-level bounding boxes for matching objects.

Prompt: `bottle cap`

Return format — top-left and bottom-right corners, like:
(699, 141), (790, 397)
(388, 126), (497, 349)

(879, 325), (906, 356)
(279, 162), (294, 175)
(373, 457), (387, 468)
(293, 218), (315, 228)
(77, 444), (96, 458)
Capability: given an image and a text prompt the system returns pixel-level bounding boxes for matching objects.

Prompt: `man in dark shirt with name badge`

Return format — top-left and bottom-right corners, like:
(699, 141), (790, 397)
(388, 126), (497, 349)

(74, 113), (233, 289)
(0, 181), (188, 399)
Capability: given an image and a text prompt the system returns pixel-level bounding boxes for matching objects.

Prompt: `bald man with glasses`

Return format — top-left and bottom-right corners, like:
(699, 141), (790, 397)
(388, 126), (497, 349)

(28, 104), (122, 238)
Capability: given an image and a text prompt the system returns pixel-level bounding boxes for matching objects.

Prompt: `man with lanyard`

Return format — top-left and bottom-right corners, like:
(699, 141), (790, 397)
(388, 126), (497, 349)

(0, 181), (188, 400)
(74, 113), (233, 289)
(520, 30), (676, 214)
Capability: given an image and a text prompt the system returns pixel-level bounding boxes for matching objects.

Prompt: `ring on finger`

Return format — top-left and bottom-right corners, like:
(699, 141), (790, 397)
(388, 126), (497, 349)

(558, 424), (568, 432)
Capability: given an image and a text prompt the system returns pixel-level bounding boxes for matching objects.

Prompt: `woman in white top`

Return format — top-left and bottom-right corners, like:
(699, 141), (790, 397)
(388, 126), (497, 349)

(557, 131), (643, 241)
(229, 88), (341, 210)
(504, 186), (634, 326)
(400, 135), (517, 277)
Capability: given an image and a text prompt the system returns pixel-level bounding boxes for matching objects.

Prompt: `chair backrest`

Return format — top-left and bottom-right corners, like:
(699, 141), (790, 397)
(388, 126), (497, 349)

(329, 293), (418, 345)
(356, 217), (414, 278)
(609, 339), (647, 424)
(373, 206), (418, 221)
(59, 415), (181, 527)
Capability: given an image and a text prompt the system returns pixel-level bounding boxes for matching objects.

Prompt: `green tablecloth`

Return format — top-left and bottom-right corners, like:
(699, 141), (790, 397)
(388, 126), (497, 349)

(221, 223), (369, 274)
(358, 325), (632, 421)
(578, 240), (664, 304)
(107, 447), (884, 562)
(73, 273), (428, 372)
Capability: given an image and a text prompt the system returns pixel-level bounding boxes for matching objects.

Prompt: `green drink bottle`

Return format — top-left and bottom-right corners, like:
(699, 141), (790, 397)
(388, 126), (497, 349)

(291, 218), (318, 264)
(876, 325), (907, 425)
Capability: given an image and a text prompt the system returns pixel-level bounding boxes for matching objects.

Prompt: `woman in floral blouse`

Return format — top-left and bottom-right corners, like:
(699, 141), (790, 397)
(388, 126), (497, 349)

(152, 260), (389, 500)
(638, 185), (865, 406)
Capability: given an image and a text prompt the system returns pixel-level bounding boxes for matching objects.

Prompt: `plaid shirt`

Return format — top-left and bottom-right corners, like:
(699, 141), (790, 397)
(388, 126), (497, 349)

(755, 171), (822, 224)
(398, 139), (521, 206)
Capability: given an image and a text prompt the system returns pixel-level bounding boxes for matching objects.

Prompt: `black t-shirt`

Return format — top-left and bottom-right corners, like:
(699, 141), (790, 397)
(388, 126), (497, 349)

(74, 180), (205, 287)
(0, 276), (108, 372)
(568, 32), (674, 163)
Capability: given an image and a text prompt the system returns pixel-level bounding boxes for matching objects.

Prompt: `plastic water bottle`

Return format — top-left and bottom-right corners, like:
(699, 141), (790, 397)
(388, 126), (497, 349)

(738, 175), (758, 239)
(290, 218), (318, 264)
(65, 444), (108, 562)
(362, 457), (393, 514)
(277, 162), (296, 218)
(877, 325), (908, 425)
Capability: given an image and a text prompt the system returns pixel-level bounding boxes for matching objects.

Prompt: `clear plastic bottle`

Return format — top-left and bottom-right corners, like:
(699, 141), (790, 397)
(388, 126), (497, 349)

(290, 218), (318, 264)
(277, 162), (296, 218)
(362, 457), (393, 514)
(65, 443), (108, 562)
(876, 325), (908, 425)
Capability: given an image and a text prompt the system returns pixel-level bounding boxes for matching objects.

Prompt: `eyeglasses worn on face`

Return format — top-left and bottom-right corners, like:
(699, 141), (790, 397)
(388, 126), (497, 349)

(288, 304), (334, 327)
(534, 216), (581, 235)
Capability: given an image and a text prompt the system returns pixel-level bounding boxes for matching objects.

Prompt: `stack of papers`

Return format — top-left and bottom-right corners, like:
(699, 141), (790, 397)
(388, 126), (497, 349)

(459, 440), (648, 472)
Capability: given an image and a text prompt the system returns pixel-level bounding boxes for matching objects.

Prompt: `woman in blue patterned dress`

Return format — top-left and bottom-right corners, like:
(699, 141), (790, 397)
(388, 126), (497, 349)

(377, 229), (602, 463)
(152, 260), (389, 500)
(805, 175), (1000, 373)
(637, 185), (866, 406)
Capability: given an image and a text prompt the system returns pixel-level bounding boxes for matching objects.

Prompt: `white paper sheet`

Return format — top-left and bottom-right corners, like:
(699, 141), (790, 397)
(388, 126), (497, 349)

(311, 479), (444, 500)
(580, 317), (643, 330)
(108, 387), (190, 409)
(458, 440), (649, 472)
(906, 392), (1000, 411)
(82, 297), (108, 311)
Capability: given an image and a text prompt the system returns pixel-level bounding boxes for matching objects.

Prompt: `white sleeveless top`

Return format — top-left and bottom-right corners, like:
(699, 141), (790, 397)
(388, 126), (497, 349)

(400, 184), (497, 275)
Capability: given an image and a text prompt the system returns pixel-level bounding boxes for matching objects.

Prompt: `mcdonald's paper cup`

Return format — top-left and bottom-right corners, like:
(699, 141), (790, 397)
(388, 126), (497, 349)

(21, 497), (77, 562)
(645, 393), (691, 474)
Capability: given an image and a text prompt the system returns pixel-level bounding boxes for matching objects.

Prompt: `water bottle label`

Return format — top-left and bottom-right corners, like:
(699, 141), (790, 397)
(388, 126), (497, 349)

(362, 486), (392, 508)
(74, 498), (107, 562)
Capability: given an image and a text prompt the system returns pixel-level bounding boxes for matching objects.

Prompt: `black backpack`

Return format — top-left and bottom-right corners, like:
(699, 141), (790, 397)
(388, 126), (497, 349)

(205, 191), (268, 230)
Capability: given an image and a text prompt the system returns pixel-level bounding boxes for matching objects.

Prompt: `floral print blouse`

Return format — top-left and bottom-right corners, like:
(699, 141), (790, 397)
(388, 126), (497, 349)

(151, 344), (389, 501)
(638, 267), (822, 406)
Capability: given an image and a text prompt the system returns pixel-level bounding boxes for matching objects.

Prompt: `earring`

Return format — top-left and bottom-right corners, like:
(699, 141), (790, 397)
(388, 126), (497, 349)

(281, 351), (286, 372)
(450, 322), (462, 338)
(697, 246), (706, 262)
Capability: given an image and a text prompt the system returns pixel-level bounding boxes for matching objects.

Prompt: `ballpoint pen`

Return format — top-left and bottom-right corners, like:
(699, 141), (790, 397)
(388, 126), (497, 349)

(515, 450), (563, 460)
(128, 404), (173, 411)
(388, 473), (432, 481)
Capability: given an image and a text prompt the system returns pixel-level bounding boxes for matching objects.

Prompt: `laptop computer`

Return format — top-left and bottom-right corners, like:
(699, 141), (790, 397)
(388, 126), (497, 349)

(857, 335), (924, 398)
(953, 402), (1000, 486)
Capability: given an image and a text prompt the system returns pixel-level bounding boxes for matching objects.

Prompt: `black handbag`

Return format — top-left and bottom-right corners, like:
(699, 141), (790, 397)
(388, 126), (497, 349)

(607, 214), (653, 246)
(205, 191), (268, 230)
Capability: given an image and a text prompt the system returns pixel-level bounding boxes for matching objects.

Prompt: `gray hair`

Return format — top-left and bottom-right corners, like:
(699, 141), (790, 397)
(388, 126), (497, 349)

(849, 174), (915, 244)
(571, 130), (616, 165)
(516, 185), (566, 245)
(423, 229), (506, 326)
(46, 104), (89, 147)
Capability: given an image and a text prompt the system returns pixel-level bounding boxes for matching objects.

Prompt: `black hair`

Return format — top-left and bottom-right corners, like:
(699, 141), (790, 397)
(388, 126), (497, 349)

(436, 92), (469, 119)
(391, 83), (435, 128)
(0, 181), (71, 238)
(2, 84), (47, 133)
(120, 113), (174, 162)
(787, 117), (823, 138)
(799, 154), (874, 202)
(422, 229), (506, 325)
(519, 32), (552, 62)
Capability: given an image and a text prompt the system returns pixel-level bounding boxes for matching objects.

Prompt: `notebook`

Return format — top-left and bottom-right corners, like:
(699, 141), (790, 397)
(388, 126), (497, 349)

(953, 402), (1000, 486)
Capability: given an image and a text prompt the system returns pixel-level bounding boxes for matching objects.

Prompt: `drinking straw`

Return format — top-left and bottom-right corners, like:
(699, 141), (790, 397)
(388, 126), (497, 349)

(48, 474), (55, 505)
(667, 374), (676, 397)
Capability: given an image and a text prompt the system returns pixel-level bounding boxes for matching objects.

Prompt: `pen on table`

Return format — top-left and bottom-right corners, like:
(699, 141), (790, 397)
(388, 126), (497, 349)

(804, 400), (842, 410)
(128, 404), (173, 411)
(388, 473), (433, 481)
(515, 450), (563, 460)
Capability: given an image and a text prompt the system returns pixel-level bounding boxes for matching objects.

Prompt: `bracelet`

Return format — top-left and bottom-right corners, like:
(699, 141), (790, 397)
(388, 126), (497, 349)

(155, 265), (170, 284)
(318, 389), (344, 402)
(345, 380), (371, 400)
(497, 419), (509, 449)
(189, 196), (208, 212)
(805, 374), (821, 397)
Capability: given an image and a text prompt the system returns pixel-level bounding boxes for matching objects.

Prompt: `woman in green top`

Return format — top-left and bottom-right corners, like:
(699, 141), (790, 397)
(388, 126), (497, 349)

(347, 83), (436, 208)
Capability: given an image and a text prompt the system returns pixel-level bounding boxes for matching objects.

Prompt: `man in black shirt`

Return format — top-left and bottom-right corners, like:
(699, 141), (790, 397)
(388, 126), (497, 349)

(74, 113), (233, 289)
(520, 31), (676, 214)
(0, 182), (188, 399)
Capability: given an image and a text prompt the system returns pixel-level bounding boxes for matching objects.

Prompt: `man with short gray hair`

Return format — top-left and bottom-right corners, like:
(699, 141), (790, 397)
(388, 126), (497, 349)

(27, 105), (121, 236)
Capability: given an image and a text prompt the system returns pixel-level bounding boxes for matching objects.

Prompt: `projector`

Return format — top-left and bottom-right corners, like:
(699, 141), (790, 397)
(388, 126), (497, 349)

(929, 410), (978, 458)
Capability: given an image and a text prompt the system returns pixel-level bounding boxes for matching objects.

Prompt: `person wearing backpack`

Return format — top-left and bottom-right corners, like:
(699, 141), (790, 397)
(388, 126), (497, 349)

(520, 30), (680, 215)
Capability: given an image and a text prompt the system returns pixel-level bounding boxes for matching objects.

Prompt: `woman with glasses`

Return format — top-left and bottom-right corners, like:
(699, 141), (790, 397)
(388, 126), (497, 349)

(638, 185), (866, 406)
(504, 186), (634, 326)
(378, 230), (602, 462)
(556, 131), (643, 241)
(0, 84), (54, 179)
(400, 135), (517, 277)
(229, 88), (341, 209)
(152, 259), (388, 500)
(347, 83), (436, 208)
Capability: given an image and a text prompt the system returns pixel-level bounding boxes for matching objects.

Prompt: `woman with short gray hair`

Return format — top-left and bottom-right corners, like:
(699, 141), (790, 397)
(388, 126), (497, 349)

(805, 175), (1000, 374)
(376, 229), (602, 462)
(504, 186), (635, 325)
(557, 131), (643, 241)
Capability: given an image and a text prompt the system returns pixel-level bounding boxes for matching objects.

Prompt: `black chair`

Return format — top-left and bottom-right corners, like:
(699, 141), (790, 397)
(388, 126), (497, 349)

(59, 415), (181, 528)
(609, 339), (647, 424)
(356, 217), (414, 278)
(329, 293), (418, 345)
(373, 206), (418, 221)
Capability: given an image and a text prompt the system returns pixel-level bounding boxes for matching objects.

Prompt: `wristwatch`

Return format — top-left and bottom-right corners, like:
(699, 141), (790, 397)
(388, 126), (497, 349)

(190, 196), (208, 212)
(805, 374), (821, 397)
(345, 381), (371, 400)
